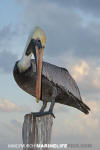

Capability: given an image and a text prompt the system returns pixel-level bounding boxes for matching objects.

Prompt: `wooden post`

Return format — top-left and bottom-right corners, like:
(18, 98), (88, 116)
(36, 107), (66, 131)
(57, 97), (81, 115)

(22, 113), (53, 150)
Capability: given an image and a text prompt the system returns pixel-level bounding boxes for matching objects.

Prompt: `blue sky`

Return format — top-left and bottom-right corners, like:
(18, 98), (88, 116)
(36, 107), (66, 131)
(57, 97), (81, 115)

(0, 0), (20, 27)
(0, 0), (100, 150)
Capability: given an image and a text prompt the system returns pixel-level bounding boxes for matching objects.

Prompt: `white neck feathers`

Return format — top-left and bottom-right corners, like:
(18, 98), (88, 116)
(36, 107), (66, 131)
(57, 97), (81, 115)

(17, 53), (32, 73)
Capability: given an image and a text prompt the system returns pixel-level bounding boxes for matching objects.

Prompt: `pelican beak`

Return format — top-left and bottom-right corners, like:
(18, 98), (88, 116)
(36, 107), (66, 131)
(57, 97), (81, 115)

(31, 26), (46, 103)
(34, 41), (44, 103)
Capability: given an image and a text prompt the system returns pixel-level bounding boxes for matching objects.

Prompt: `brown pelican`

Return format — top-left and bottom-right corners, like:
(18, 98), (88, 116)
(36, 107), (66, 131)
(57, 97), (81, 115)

(13, 27), (90, 117)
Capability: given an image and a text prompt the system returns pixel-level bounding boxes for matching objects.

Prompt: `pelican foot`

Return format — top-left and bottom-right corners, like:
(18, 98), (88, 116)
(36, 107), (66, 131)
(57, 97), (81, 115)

(48, 110), (55, 118)
(31, 111), (55, 118)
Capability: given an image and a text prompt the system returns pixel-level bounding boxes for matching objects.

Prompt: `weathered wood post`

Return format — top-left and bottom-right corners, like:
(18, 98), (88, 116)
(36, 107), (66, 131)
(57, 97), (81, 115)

(22, 113), (53, 150)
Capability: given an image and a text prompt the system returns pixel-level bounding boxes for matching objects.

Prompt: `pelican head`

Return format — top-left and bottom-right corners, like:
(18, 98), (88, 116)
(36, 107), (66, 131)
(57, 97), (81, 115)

(32, 26), (46, 48)
(28, 26), (46, 102)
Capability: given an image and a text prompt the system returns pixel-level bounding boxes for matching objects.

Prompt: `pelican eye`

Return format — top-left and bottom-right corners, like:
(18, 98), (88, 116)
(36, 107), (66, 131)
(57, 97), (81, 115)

(35, 39), (42, 49)
(37, 39), (41, 42)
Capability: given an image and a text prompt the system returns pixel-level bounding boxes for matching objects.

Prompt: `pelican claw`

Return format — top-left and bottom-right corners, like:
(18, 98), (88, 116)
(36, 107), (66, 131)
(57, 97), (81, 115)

(31, 111), (55, 118)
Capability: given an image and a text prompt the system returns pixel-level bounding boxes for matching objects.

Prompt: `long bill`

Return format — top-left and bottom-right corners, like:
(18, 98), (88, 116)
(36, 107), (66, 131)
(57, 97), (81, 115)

(35, 46), (44, 103)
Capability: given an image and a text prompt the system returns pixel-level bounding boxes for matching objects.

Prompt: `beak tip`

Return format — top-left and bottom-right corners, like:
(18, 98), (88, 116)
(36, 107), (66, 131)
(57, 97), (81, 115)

(36, 98), (40, 103)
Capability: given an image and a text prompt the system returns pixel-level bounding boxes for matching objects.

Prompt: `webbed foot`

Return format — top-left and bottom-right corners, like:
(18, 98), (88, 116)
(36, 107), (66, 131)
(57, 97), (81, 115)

(31, 111), (55, 118)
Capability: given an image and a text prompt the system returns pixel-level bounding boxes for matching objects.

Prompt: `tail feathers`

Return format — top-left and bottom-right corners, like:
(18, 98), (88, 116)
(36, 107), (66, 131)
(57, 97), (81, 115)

(68, 92), (90, 114)
(76, 100), (90, 114)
